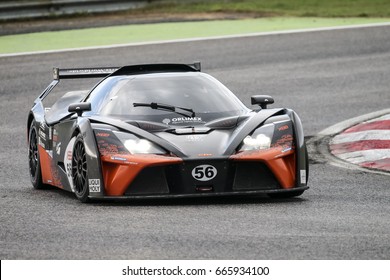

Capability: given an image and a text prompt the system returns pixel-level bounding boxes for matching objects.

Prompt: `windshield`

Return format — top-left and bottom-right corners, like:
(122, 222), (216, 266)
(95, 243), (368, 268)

(86, 72), (248, 125)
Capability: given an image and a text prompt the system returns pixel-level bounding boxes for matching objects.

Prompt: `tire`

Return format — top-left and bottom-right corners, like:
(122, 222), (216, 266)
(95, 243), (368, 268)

(72, 134), (90, 203)
(28, 122), (45, 189)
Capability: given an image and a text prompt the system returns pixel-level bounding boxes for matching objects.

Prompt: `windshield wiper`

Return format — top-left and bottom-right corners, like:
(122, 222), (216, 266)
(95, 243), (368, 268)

(133, 102), (195, 118)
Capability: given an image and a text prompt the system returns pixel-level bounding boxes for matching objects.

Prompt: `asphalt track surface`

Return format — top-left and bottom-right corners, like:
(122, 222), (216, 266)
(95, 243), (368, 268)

(1, 25), (389, 259)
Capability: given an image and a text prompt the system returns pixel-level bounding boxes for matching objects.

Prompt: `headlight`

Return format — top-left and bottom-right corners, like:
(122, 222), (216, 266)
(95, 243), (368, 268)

(239, 124), (274, 151)
(114, 131), (166, 155)
(242, 134), (271, 150)
(238, 120), (295, 153)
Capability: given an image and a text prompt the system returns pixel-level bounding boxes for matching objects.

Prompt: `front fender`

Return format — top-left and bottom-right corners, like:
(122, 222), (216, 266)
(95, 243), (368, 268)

(77, 118), (105, 198)
(286, 109), (308, 186)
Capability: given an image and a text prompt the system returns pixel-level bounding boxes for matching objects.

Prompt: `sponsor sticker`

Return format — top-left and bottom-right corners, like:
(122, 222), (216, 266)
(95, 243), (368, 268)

(173, 117), (203, 123)
(111, 156), (127, 161)
(300, 170), (307, 185)
(39, 129), (46, 141)
(162, 118), (171, 125)
(96, 132), (110, 137)
(56, 142), (61, 155)
(278, 125), (289, 131)
(89, 179), (101, 193)
(53, 129), (58, 142)
(186, 135), (205, 142)
(163, 117), (203, 125)
(66, 162), (72, 174)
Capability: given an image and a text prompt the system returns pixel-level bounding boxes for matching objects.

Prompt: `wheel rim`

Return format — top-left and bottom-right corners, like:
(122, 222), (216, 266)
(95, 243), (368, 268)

(72, 140), (87, 195)
(28, 127), (38, 178)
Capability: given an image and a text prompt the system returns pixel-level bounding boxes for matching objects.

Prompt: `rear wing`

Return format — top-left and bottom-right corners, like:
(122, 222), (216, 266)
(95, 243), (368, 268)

(39, 67), (119, 100)
(53, 67), (119, 80)
(39, 62), (201, 100)
(52, 62), (201, 80)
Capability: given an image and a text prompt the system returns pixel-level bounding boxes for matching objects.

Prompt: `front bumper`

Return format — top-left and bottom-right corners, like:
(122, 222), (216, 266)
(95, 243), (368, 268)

(92, 149), (305, 199)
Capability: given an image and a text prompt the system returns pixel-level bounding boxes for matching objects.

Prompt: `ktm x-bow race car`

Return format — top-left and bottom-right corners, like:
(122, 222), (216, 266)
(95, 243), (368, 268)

(27, 62), (309, 202)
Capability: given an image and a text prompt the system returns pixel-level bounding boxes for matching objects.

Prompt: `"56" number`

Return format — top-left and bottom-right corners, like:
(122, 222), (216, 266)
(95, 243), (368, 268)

(191, 165), (217, 181)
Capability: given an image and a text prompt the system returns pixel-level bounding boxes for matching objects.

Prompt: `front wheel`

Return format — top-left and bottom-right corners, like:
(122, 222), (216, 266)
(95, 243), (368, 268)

(72, 134), (89, 203)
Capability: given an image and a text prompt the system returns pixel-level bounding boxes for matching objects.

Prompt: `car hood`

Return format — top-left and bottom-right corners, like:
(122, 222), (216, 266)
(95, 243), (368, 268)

(89, 108), (285, 158)
(155, 128), (235, 158)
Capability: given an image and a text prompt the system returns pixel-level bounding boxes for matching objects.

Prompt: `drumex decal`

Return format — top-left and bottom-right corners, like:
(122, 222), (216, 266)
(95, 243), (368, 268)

(163, 117), (203, 125)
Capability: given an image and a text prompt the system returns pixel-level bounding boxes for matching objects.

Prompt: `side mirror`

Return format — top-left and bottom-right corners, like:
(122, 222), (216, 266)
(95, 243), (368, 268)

(251, 95), (274, 109)
(68, 102), (91, 116)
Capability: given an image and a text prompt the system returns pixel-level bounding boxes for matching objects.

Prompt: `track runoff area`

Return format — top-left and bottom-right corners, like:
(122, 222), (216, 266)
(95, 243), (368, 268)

(2, 21), (390, 280)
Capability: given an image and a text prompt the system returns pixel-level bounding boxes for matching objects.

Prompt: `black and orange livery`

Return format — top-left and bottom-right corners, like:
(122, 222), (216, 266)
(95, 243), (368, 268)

(27, 63), (308, 202)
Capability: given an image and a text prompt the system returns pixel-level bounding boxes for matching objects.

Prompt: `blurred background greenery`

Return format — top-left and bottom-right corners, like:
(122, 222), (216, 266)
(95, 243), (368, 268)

(141, 0), (390, 17)
(4, 0), (390, 18)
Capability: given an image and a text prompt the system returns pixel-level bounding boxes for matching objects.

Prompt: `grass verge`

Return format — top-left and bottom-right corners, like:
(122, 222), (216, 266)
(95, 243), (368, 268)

(143, 0), (390, 18)
(1, 17), (390, 55)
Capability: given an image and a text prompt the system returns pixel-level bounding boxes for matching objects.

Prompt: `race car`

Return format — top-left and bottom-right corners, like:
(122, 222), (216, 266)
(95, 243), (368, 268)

(27, 62), (309, 202)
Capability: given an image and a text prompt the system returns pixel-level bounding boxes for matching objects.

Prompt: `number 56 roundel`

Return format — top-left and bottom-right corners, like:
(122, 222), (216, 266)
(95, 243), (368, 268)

(192, 165), (217, 181)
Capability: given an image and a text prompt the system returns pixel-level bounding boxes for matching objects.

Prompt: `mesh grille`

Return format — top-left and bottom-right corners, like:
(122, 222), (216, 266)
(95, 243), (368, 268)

(233, 162), (280, 190)
(125, 166), (169, 195)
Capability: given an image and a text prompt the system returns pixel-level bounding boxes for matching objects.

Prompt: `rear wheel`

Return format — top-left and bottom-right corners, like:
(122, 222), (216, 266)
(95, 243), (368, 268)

(72, 134), (89, 203)
(28, 122), (45, 189)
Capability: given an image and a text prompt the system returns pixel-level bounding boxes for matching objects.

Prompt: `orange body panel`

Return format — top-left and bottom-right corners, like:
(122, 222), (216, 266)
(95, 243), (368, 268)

(100, 154), (183, 196)
(38, 146), (63, 188)
(230, 147), (296, 189)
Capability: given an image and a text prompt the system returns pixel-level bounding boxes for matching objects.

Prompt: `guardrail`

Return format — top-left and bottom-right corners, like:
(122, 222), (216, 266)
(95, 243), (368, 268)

(0, 0), (152, 21)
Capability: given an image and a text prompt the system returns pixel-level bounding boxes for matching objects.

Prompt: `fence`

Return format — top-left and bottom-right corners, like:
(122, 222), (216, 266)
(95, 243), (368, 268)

(0, 0), (152, 20)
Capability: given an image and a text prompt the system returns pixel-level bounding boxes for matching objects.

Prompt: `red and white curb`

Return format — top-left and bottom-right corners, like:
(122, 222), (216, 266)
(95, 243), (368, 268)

(330, 114), (390, 172)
